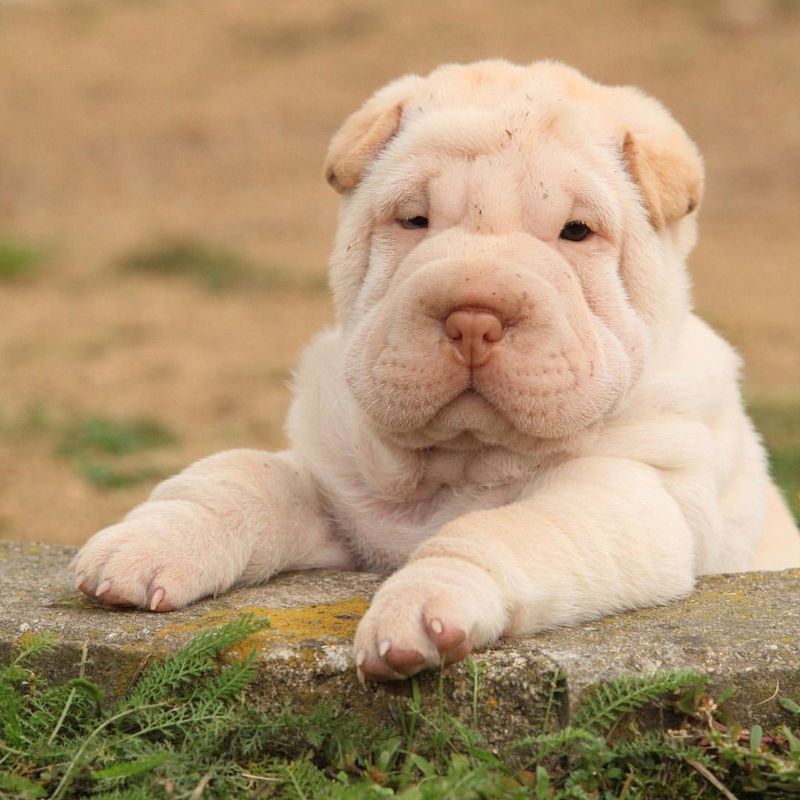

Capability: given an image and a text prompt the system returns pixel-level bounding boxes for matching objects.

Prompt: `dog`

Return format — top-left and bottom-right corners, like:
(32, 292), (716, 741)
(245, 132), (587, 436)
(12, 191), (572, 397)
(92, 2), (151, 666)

(71, 60), (800, 682)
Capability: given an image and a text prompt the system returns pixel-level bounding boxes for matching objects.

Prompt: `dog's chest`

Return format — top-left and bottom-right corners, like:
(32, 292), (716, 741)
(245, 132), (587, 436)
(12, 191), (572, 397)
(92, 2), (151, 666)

(333, 446), (538, 570)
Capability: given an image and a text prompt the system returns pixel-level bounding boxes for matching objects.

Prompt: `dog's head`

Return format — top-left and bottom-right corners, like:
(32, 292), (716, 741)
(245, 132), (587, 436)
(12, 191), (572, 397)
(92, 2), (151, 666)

(324, 60), (703, 453)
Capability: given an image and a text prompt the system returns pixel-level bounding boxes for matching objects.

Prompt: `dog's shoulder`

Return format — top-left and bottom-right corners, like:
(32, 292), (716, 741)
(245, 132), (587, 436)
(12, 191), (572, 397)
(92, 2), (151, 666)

(589, 313), (754, 471)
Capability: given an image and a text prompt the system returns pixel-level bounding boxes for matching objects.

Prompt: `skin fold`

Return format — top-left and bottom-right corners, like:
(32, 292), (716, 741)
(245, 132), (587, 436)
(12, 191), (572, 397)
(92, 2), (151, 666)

(70, 60), (800, 683)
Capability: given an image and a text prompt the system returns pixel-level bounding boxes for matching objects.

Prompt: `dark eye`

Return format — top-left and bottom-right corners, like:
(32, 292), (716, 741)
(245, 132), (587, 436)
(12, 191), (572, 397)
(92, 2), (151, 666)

(559, 221), (592, 242)
(399, 216), (429, 230)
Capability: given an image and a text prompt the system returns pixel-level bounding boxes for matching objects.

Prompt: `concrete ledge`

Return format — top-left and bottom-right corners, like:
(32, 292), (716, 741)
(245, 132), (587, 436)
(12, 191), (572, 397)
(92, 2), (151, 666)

(2, 540), (799, 747)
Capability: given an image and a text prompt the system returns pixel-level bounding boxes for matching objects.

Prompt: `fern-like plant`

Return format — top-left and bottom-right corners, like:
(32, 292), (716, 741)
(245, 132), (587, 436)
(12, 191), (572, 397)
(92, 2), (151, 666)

(1, 620), (799, 799)
(573, 669), (705, 734)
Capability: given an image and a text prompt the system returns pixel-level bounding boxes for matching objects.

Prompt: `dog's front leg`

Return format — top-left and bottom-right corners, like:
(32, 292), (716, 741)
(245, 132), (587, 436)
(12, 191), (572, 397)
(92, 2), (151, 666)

(70, 449), (353, 611)
(354, 456), (699, 680)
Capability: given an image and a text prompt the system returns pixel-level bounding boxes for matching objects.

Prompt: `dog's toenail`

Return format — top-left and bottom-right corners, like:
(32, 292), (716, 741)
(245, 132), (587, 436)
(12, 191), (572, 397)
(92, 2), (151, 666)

(379, 639), (391, 657)
(430, 618), (444, 635)
(95, 580), (112, 597)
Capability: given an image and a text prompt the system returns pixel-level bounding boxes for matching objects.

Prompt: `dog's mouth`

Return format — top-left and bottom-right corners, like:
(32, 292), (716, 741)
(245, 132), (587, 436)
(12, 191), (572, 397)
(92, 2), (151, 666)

(433, 384), (504, 433)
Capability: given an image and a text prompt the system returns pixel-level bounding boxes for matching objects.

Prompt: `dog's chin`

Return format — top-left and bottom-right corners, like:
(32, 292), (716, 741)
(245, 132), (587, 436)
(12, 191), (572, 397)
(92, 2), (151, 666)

(427, 390), (510, 445)
(374, 389), (513, 450)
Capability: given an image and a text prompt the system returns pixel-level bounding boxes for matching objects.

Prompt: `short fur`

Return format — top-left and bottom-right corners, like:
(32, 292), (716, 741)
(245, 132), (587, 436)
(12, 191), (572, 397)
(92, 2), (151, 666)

(72, 60), (800, 681)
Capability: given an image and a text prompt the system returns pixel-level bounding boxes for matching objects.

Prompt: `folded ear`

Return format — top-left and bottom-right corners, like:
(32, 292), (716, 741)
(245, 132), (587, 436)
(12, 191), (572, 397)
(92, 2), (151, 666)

(622, 128), (703, 230)
(324, 74), (423, 194)
(534, 64), (704, 230)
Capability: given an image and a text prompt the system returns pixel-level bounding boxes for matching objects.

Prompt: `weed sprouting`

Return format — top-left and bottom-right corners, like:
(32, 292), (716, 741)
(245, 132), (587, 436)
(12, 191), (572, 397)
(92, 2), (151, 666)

(57, 416), (176, 458)
(119, 239), (252, 291)
(119, 238), (326, 293)
(748, 396), (800, 522)
(55, 415), (177, 490)
(2, 617), (799, 798)
(573, 670), (705, 734)
(73, 461), (167, 490)
(465, 655), (488, 728)
(1, 616), (271, 799)
(0, 240), (42, 282)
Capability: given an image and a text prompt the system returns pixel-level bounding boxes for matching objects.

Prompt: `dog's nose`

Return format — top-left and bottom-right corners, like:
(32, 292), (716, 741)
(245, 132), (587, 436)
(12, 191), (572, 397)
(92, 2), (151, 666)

(444, 308), (505, 367)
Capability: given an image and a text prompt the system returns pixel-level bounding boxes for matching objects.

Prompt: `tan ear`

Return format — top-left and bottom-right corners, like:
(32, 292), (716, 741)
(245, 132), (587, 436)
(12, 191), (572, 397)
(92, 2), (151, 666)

(622, 130), (703, 229)
(324, 75), (423, 194)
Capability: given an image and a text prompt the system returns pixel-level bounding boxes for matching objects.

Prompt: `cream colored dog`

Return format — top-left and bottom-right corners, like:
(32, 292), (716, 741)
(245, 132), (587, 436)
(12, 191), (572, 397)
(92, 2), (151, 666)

(71, 60), (800, 681)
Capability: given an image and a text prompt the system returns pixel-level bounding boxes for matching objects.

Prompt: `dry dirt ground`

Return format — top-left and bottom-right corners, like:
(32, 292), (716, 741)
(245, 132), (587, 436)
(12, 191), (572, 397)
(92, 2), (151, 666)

(0, 0), (798, 545)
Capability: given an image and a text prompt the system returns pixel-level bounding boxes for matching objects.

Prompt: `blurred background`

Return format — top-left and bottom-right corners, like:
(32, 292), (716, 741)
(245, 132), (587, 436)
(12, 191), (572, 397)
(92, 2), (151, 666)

(0, 0), (798, 545)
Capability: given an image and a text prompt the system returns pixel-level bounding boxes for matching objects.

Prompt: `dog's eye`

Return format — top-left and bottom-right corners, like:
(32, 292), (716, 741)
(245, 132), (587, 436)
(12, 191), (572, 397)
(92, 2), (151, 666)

(559, 221), (592, 242)
(399, 216), (429, 230)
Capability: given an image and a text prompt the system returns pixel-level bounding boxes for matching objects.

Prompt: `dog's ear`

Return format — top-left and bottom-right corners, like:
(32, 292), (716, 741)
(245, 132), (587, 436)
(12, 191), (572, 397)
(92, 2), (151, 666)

(324, 75), (423, 194)
(602, 84), (703, 230)
(538, 64), (704, 230)
(622, 127), (703, 230)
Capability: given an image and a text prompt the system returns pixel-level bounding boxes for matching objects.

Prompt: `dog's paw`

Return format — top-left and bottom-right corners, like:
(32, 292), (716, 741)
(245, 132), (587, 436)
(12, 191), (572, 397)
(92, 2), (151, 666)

(353, 556), (507, 682)
(69, 505), (245, 611)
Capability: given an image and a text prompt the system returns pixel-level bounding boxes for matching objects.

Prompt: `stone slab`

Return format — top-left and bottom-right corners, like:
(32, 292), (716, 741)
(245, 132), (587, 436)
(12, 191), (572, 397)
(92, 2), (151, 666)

(2, 539), (799, 747)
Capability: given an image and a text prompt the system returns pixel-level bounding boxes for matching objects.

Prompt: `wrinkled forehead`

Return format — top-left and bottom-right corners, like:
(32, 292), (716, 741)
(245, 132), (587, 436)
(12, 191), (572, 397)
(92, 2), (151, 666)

(366, 87), (624, 233)
(401, 79), (591, 154)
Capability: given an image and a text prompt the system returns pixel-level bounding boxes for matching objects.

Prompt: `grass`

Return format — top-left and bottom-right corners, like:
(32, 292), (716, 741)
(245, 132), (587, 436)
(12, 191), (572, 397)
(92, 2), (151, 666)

(748, 396), (800, 522)
(119, 240), (252, 291)
(56, 415), (177, 491)
(72, 461), (168, 491)
(57, 416), (176, 459)
(119, 238), (326, 292)
(0, 406), (178, 491)
(1, 616), (799, 799)
(0, 240), (42, 282)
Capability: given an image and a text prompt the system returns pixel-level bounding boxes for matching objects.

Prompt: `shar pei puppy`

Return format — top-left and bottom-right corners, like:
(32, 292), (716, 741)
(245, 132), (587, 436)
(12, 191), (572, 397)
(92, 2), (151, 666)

(71, 60), (800, 682)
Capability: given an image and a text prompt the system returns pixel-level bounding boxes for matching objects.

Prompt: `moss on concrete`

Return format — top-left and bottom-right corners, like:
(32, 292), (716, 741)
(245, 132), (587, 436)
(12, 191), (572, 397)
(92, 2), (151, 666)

(156, 596), (369, 658)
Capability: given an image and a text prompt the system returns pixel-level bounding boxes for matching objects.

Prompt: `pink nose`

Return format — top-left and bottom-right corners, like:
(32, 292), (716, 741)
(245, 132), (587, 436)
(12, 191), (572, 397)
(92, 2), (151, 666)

(444, 308), (505, 367)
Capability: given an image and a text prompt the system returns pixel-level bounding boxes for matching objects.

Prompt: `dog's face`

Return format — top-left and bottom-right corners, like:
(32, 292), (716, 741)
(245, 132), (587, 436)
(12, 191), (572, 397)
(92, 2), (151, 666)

(324, 61), (703, 453)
